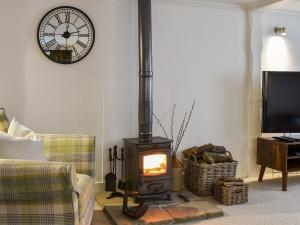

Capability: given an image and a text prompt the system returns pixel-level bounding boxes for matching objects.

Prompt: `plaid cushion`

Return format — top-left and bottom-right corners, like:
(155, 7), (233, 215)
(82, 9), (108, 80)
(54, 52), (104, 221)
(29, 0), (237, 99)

(39, 134), (95, 177)
(0, 108), (9, 133)
(0, 159), (78, 225)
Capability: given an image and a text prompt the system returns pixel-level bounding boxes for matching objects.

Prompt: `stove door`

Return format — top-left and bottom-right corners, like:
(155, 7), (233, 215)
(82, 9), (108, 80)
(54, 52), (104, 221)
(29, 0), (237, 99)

(143, 153), (167, 176)
(138, 149), (171, 195)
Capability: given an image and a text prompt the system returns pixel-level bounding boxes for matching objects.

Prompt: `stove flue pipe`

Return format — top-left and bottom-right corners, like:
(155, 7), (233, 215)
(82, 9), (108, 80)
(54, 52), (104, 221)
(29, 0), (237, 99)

(138, 0), (153, 141)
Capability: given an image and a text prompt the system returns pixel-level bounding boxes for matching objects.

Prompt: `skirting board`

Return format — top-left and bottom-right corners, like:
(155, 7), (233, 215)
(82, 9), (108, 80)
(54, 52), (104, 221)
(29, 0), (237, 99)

(94, 182), (106, 193)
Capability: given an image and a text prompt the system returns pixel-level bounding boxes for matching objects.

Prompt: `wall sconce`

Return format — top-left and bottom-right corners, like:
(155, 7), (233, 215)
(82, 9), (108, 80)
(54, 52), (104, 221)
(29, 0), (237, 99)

(274, 26), (286, 36)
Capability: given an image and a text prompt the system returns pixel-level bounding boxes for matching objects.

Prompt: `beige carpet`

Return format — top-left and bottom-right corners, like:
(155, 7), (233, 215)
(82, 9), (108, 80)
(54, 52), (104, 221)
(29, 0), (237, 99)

(93, 176), (300, 225)
(181, 176), (300, 225)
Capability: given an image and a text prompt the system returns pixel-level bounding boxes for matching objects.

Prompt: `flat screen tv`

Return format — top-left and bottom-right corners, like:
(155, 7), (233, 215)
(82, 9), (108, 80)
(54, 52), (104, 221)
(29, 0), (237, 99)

(262, 71), (300, 133)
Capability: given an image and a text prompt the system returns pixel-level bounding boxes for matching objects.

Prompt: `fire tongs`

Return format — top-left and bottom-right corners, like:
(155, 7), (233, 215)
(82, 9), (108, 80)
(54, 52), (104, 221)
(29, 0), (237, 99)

(122, 191), (148, 219)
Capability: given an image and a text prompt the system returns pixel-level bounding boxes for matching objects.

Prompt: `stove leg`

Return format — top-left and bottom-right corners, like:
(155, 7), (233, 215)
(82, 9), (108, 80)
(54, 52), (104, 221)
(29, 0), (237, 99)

(166, 193), (172, 201)
(133, 195), (142, 204)
(123, 191), (148, 219)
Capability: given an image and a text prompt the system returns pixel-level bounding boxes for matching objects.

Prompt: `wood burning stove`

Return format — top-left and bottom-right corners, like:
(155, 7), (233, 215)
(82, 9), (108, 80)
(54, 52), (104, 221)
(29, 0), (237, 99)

(124, 0), (172, 200)
(124, 137), (172, 199)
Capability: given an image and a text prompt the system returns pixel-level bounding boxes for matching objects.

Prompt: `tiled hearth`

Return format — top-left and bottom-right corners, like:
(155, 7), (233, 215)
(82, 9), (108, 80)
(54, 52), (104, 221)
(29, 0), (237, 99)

(94, 190), (223, 225)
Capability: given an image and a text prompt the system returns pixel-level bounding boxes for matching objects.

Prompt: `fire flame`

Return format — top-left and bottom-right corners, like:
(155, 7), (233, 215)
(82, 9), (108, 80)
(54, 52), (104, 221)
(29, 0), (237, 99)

(143, 154), (167, 176)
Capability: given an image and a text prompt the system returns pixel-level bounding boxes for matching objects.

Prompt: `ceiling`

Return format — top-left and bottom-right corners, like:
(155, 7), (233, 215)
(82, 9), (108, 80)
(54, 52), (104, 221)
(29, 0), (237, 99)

(206, 0), (300, 13)
(278, 2), (300, 13)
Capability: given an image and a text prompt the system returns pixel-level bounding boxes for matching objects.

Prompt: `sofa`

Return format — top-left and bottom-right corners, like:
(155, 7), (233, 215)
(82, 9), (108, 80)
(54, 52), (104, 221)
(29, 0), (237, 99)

(0, 109), (96, 225)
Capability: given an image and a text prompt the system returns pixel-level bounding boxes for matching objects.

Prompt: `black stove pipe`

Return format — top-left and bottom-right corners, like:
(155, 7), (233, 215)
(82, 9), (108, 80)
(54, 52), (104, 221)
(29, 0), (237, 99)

(138, 0), (153, 141)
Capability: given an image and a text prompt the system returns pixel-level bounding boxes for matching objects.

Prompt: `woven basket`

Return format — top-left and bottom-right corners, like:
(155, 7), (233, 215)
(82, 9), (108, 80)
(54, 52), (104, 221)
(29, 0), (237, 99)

(183, 153), (238, 196)
(214, 181), (248, 205)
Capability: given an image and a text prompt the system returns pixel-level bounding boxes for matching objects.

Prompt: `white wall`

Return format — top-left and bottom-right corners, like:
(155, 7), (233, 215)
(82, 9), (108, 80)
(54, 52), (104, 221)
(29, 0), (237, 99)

(152, 2), (248, 177)
(262, 13), (300, 71)
(0, 0), (249, 183)
(247, 11), (300, 177)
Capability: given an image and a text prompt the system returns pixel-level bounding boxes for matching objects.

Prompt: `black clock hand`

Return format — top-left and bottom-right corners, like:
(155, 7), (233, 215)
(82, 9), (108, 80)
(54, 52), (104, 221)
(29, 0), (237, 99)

(55, 32), (79, 36)
(69, 31), (79, 34)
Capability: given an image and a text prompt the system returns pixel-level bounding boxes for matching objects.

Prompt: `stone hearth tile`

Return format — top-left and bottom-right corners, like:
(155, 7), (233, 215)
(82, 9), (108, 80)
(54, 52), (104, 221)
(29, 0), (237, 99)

(140, 205), (174, 224)
(162, 201), (223, 223)
(177, 189), (203, 202)
(151, 193), (186, 206)
(104, 205), (174, 225)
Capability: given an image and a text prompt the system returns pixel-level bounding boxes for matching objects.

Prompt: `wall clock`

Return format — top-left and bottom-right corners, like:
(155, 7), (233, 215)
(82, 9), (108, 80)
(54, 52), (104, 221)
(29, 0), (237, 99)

(37, 6), (95, 64)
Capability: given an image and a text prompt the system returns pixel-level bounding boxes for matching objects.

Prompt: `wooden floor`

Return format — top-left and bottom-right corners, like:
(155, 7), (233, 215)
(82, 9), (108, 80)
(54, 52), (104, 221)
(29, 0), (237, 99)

(91, 210), (111, 225)
(92, 198), (112, 225)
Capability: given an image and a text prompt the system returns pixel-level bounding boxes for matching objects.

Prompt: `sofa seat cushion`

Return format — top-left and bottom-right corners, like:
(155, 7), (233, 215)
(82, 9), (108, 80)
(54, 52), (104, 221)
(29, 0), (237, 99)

(76, 173), (95, 220)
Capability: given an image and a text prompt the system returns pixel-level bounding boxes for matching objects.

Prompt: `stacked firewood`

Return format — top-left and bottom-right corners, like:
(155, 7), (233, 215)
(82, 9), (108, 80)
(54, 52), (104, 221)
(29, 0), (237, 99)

(183, 143), (234, 164)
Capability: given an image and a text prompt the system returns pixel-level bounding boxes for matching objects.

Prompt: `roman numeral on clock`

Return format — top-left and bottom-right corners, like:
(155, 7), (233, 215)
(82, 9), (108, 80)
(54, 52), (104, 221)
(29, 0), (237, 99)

(55, 44), (61, 50)
(44, 33), (54, 37)
(64, 12), (70, 23)
(55, 15), (62, 25)
(45, 39), (57, 48)
(72, 46), (80, 57)
(78, 34), (89, 37)
(48, 22), (57, 29)
(76, 40), (87, 49)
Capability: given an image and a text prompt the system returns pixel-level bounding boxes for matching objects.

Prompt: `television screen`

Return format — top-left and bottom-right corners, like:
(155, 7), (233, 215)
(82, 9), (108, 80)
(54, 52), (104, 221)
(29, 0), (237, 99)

(262, 71), (300, 133)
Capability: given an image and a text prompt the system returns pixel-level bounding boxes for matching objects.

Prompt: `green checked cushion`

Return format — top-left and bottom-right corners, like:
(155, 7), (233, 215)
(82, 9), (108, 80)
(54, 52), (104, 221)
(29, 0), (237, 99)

(0, 108), (9, 133)
(39, 134), (95, 177)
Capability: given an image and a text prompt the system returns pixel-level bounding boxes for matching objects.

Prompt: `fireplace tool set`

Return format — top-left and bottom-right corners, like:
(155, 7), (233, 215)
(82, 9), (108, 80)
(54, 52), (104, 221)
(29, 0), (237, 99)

(105, 145), (125, 199)
(105, 145), (149, 218)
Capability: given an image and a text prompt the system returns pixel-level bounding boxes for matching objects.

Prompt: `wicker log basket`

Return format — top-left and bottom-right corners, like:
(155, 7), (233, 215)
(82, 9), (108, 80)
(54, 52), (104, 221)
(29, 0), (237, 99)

(183, 153), (238, 196)
(214, 180), (248, 205)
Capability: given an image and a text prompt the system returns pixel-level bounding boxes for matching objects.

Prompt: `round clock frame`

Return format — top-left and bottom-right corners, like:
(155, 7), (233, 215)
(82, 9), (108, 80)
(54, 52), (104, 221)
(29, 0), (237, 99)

(37, 6), (95, 64)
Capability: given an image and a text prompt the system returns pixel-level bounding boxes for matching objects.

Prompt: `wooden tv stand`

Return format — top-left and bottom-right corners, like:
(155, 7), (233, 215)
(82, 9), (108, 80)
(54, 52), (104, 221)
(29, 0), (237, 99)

(257, 137), (300, 191)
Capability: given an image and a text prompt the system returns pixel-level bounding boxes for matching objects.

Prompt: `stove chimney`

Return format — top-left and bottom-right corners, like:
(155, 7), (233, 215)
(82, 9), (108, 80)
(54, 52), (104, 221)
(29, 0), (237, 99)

(123, 0), (172, 201)
(138, 0), (153, 141)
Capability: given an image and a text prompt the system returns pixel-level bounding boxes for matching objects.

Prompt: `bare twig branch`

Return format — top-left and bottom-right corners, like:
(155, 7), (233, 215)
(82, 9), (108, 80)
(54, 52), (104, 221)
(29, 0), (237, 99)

(153, 113), (169, 138)
(170, 104), (176, 151)
(175, 100), (196, 153)
(154, 100), (195, 157)
(174, 112), (186, 154)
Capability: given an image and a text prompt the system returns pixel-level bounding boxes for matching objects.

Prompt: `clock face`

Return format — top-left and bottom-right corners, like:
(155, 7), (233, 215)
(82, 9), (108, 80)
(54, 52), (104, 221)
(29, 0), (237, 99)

(37, 6), (95, 64)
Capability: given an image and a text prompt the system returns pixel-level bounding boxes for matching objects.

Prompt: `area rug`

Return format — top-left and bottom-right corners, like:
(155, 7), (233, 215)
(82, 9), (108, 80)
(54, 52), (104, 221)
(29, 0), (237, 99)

(95, 191), (134, 209)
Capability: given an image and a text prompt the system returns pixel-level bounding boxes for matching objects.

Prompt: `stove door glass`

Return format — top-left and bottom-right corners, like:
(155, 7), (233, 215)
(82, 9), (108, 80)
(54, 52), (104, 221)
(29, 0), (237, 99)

(143, 154), (167, 176)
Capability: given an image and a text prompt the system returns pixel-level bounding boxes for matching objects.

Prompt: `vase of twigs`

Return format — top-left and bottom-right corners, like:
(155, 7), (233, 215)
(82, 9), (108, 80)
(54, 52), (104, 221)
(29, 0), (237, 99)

(154, 100), (195, 192)
(171, 155), (184, 191)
